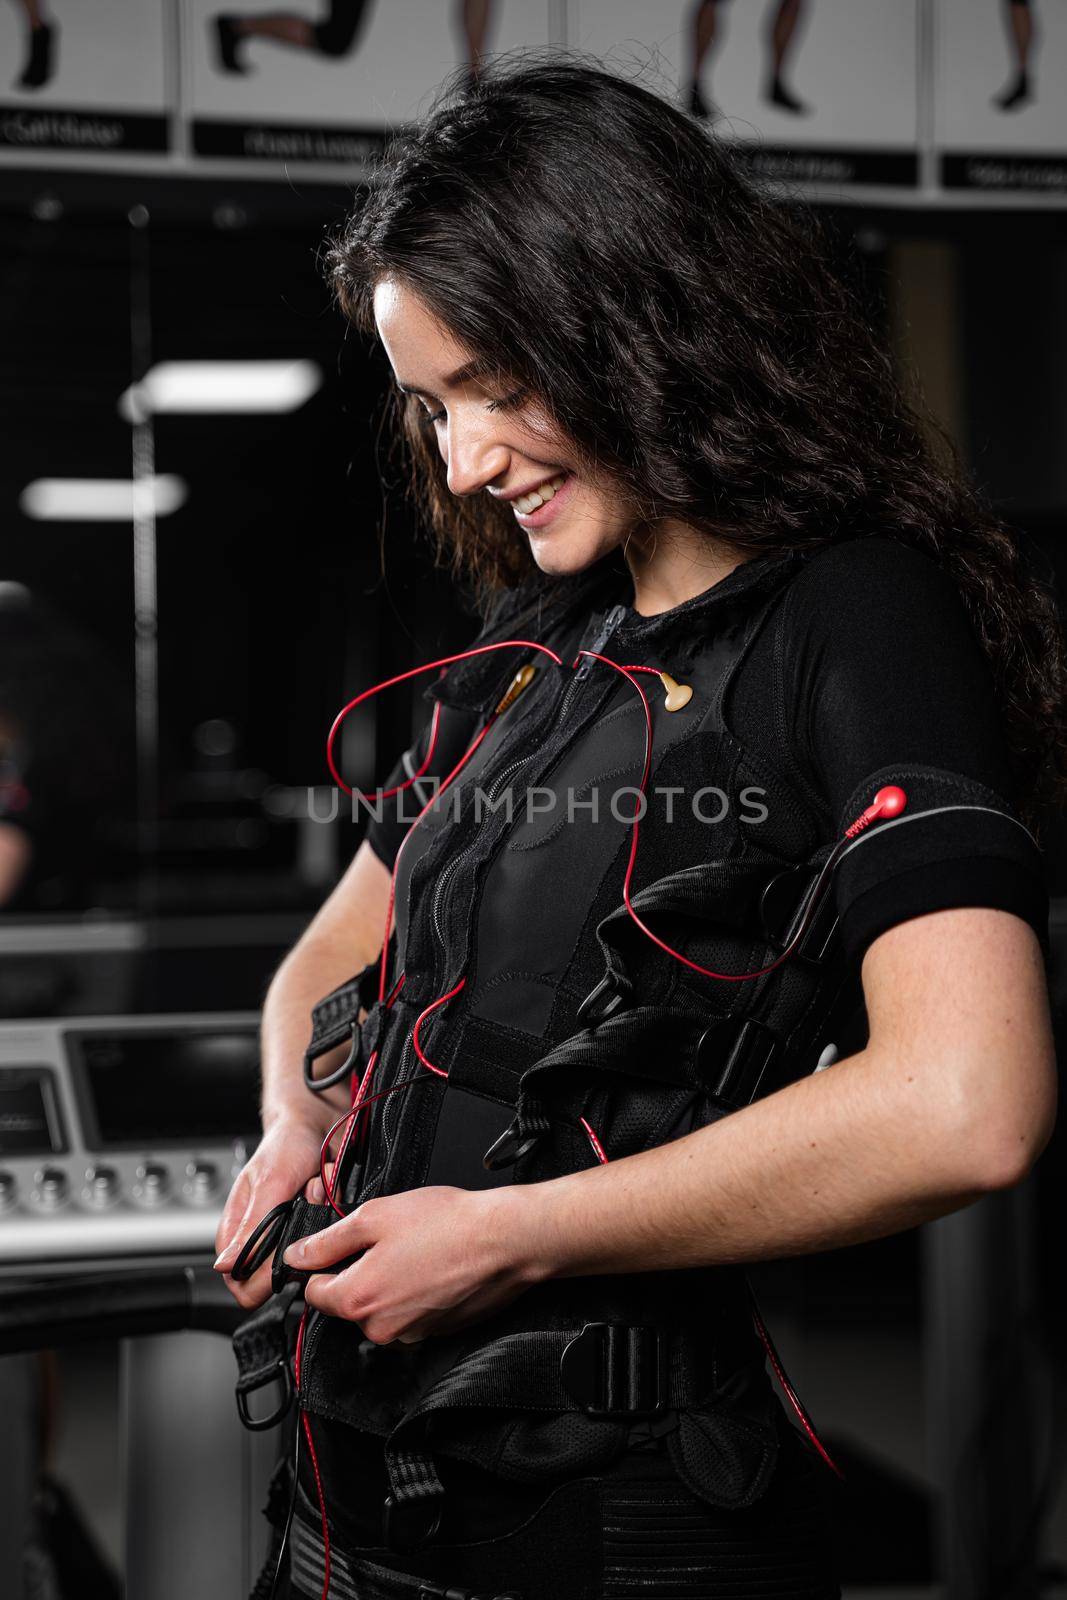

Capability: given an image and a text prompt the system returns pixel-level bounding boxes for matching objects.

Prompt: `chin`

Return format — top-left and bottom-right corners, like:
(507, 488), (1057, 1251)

(527, 526), (623, 579)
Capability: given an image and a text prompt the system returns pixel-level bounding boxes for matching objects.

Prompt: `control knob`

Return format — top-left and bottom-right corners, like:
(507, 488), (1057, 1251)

(135, 1162), (170, 1206)
(185, 1161), (218, 1204)
(84, 1166), (119, 1208)
(34, 1167), (68, 1210)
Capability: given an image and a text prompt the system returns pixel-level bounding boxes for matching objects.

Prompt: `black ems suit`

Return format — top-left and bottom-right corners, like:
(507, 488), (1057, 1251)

(241, 536), (1050, 1600)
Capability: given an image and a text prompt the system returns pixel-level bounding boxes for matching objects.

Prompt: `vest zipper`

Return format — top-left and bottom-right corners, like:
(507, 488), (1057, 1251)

(558, 601), (630, 718)
(298, 1307), (326, 1399)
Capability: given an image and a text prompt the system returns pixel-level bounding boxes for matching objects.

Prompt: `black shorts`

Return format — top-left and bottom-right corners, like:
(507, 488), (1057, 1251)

(282, 1404), (841, 1600)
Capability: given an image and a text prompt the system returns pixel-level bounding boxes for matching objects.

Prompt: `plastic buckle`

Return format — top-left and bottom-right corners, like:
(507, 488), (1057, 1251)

(303, 1015), (363, 1094)
(759, 867), (839, 964)
(787, 884), (839, 964)
(575, 970), (632, 1027)
(235, 1356), (294, 1432)
(382, 1491), (443, 1553)
(482, 1119), (541, 1172)
(559, 1322), (667, 1418)
(709, 1016), (778, 1107)
(229, 1198), (295, 1283)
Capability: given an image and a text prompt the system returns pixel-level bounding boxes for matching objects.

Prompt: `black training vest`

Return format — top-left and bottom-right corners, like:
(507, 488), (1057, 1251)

(251, 547), (863, 1552)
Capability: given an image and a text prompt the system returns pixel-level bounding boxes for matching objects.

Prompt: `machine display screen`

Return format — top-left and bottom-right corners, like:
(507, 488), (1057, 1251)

(70, 1029), (261, 1149)
(0, 1068), (64, 1156)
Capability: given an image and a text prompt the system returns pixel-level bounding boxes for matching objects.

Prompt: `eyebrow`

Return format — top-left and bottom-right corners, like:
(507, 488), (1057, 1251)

(395, 357), (495, 401)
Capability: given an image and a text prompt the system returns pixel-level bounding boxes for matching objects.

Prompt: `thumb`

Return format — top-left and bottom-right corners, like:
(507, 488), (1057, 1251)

(283, 1210), (367, 1271)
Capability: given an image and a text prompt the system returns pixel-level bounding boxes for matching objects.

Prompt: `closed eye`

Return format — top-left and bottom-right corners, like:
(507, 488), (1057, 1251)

(485, 387), (529, 414)
(417, 386), (528, 431)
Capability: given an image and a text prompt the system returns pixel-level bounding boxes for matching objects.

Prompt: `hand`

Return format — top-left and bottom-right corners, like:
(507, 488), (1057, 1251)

(282, 1185), (530, 1345)
(213, 1112), (326, 1309)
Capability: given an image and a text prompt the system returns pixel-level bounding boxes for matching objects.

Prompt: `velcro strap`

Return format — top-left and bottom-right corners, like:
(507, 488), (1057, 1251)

(305, 961), (380, 1062)
(360, 998), (392, 1063)
(444, 1014), (542, 1099)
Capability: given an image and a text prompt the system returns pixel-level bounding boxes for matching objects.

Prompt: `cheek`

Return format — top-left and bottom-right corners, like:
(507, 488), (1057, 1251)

(574, 481), (625, 533)
(512, 402), (574, 463)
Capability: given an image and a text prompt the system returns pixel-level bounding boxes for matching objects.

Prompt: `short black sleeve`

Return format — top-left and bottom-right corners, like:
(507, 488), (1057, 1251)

(775, 537), (1050, 968)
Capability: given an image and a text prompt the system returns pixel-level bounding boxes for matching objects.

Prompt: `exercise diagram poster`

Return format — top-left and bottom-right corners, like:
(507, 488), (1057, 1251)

(570, 0), (920, 189)
(184, 0), (553, 164)
(936, 0), (1067, 195)
(0, 0), (169, 159)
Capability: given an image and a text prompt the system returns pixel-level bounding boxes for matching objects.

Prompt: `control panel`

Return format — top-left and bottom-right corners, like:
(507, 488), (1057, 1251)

(0, 1013), (261, 1270)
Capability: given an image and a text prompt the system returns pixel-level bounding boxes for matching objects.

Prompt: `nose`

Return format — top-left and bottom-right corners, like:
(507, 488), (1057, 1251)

(443, 410), (511, 498)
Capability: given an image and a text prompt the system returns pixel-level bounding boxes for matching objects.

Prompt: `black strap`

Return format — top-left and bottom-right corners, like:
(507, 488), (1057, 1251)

(484, 1004), (781, 1169)
(303, 958), (389, 1090)
(594, 853), (837, 977)
(380, 1322), (705, 1551)
(232, 1282), (301, 1432)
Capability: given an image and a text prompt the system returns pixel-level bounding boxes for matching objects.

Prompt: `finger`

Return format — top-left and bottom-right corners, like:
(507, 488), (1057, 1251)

(221, 1266), (273, 1311)
(302, 1270), (347, 1318)
(215, 1184), (286, 1274)
(214, 1174), (250, 1260)
(304, 1176), (325, 1204)
(214, 1196), (260, 1272)
(282, 1213), (368, 1271)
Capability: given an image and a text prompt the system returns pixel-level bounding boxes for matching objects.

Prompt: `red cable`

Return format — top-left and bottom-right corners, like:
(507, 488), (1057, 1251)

(578, 1114), (608, 1164)
(580, 651), (904, 983)
(324, 1058), (376, 1216)
(319, 641), (885, 1494)
(326, 639), (563, 798)
(293, 1310), (332, 1600)
(327, 637), (562, 1008)
(749, 1294), (845, 1480)
(324, 973), (410, 1212)
(318, 1069), (436, 1217)
(411, 978), (466, 1077)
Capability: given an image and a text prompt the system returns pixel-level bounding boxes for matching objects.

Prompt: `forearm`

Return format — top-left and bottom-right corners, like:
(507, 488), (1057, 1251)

(260, 933), (372, 1130)
(259, 840), (396, 1133)
(506, 1042), (1004, 1284)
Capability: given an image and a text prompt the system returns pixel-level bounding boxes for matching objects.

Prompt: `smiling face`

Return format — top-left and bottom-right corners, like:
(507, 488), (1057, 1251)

(373, 276), (646, 578)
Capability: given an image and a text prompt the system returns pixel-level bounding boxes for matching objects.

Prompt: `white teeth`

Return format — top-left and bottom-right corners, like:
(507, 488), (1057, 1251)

(513, 474), (566, 516)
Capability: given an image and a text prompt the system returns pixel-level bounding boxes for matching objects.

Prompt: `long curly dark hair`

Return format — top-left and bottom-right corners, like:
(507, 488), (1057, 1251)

(325, 53), (1066, 837)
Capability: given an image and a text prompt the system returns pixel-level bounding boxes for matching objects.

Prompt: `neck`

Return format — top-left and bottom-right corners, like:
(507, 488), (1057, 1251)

(623, 520), (750, 617)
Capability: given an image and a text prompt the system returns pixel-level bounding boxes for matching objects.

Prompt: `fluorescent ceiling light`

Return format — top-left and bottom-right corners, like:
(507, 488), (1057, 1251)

(118, 359), (323, 420)
(20, 475), (188, 521)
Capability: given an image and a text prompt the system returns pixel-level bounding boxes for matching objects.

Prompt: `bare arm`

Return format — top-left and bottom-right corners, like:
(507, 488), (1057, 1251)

(286, 906), (1058, 1344)
(214, 838), (394, 1306)
(509, 906), (1057, 1281)
(259, 838), (394, 1129)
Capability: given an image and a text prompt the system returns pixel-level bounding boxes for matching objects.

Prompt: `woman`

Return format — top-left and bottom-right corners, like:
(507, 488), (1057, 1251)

(214, 57), (1062, 1600)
